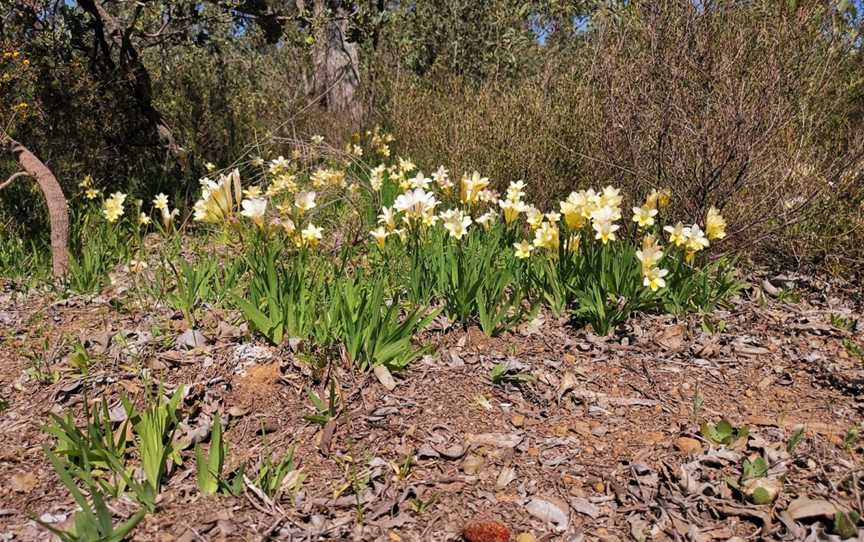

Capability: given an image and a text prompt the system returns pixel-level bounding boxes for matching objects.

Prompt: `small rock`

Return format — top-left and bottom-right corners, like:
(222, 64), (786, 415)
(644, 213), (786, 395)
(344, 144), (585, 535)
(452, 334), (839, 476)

(591, 425), (608, 437)
(674, 437), (702, 455)
(463, 520), (510, 542)
(176, 329), (207, 349)
(516, 533), (536, 542)
(373, 365), (397, 391)
(511, 414), (525, 427)
(461, 454), (485, 475)
(10, 472), (38, 493)
(525, 496), (569, 532)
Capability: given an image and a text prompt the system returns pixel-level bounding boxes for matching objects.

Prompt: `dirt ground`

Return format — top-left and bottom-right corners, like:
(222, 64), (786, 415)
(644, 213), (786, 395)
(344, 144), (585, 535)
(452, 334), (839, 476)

(0, 275), (862, 541)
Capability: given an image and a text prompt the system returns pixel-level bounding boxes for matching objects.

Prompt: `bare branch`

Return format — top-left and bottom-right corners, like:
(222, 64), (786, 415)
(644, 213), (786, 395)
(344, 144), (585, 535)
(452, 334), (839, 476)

(0, 171), (29, 191)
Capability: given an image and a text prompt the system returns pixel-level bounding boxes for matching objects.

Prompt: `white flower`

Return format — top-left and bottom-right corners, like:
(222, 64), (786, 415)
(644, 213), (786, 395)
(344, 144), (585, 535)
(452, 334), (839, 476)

(153, 193), (169, 212)
(410, 172), (432, 190)
(295, 191), (317, 214)
(301, 223), (323, 247)
(440, 209), (472, 240)
(432, 166), (452, 190)
(240, 198), (268, 226)
(393, 188), (439, 224)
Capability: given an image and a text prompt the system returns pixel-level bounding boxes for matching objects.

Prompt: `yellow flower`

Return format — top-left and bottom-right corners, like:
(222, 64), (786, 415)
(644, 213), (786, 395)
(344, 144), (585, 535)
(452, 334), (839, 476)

(204, 161), (216, 172)
(370, 226), (388, 249)
(599, 185), (622, 209)
(684, 224), (710, 252)
(506, 180), (526, 202)
(301, 223), (323, 247)
(560, 196), (586, 229)
(643, 266), (669, 291)
(636, 236), (663, 272)
(153, 193), (169, 212)
(103, 192), (127, 223)
(460, 171), (489, 206)
(631, 204), (658, 228)
(267, 173), (297, 196)
(565, 234), (581, 253)
(240, 198), (268, 226)
(592, 219), (619, 244)
(79, 174), (94, 189)
(432, 166), (453, 191)
(499, 199), (525, 224)
(378, 206), (397, 231)
(269, 156), (291, 176)
(194, 169), (241, 224)
(475, 210), (497, 230)
(513, 240), (534, 259)
(294, 191), (317, 214)
(533, 221), (560, 251)
(243, 186), (263, 199)
(645, 189), (670, 210)
(440, 209), (472, 240)
(311, 134), (325, 145)
(369, 164), (386, 191)
(129, 259), (149, 274)
(85, 188), (100, 200)
(525, 206), (544, 229)
(139, 213), (151, 226)
(705, 207), (727, 240)
(664, 222), (687, 247)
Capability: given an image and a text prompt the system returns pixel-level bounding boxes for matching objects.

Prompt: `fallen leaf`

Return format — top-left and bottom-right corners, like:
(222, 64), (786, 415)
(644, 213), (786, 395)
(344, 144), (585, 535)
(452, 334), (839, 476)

(525, 496), (569, 532)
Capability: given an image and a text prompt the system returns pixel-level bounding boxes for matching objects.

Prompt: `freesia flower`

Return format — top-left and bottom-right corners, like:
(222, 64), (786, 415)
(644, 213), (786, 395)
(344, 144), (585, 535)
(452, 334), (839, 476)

(545, 211), (561, 223)
(599, 185), (623, 208)
(560, 195), (586, 229)
(311, 134), (324, 145)
(705, 207), (727, 240)
(499, 198), (525, 224)
(103, 192), (127, 223)
(269, 156), (291, 176)
(369, 165), (386, 191)
(267, 174), (297, 196)
(240, 198), (268, 226)
(295, 191), (317, 214)
(153, 193), (169, 212)
(378, 206), (397, 231)
(685, 224), (710, 252)
(592, 219), (619, 244)
(129, 259), (149, 273)
(194, 169), (241, 224)
(370, 226), (388, 249)
(251, 156), (265, 167)
(139, 213), (151, 226)
(664, 222), (688, 247)
(514, 240), (534, 259)
(506, 181), (526, 202)
(460, 171), (489, 206)
(636, 236), (664, 272)
(533, 221), (560, 251)
(440, 209), (472, 240)
(590, 204), (622, 225)
(643, 266), (669, 291)
(565, 234), (581, 253)
(632, 205), (658, 228)
(301, 223), (323, 247)
(410, 172), (431, 190)
(205, 161), (216, 172)
(397, 157), (416, 175)
(432, 166), (453, 190)
(243, 186), (262, 199)
(476, 210), (497, 229)
(85, 188), (100, 200)
(393, 188), (439, 225)
(525, 206), (544, 229)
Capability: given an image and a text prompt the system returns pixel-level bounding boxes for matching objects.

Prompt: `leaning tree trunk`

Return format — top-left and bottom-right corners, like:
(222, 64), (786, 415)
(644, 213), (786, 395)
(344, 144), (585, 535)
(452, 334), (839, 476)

(311, 0), (362, 120)
(2, 138), (70, 277)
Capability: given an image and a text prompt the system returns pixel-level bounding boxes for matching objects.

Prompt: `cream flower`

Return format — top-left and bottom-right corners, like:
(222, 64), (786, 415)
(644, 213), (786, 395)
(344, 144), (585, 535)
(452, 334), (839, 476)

(393, 188), (439, 224)
(103, 192), (127, 223)
(85, 188), (100, 200)
(514, 240), (534, 259)
(632, 205), (658, 228)
(370, 226), (388, 249)
(475, 210), (497, 229)
(685, 224), (710, 252)
(506, 181), (526, 202)
(533, 221), (560, 251)
(664, 222), (688, 247)
(499, 199), (526, 224)
(432, 166), (453, 190)
(525, 206), (544, 229)
(294, 191), (317, 214)
(592, 219), (620, 244)
(440, 209), (473, 240)
(240, 198), (268, 226)
(139, 213), (151, 226)
(378, 206), (397, 231)
(460, 171), (490, 206)
(301, 223), (323, 247)
(410, 172), (431, 190)
(153, 193), (169, 212)
(369, 164), (386, 191)
(643, 266), (669, 291)
(705, 207), (727, 240)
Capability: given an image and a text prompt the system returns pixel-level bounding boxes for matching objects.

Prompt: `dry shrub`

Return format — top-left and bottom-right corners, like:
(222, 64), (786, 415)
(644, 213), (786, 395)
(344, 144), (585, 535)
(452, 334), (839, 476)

(381, 0), (864, 274)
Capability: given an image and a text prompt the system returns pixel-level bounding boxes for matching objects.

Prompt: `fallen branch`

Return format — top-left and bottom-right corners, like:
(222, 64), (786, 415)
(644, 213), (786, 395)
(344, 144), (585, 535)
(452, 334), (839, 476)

(0, 171), (29, 191)
(1, 134), (70, 277)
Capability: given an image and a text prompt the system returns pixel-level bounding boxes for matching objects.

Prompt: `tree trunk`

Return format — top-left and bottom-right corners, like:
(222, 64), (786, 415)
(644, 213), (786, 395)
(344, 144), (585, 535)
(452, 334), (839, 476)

(311, 0), (362, 120)
(3, 138), (70, 277)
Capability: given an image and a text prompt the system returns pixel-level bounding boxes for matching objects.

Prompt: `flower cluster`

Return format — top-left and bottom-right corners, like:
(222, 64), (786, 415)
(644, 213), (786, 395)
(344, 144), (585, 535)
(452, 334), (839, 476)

(663, 206), (725, 263)
(637, 235), (668, 291)
(193, 169), (242, 224)
(103, 192), (127, 223)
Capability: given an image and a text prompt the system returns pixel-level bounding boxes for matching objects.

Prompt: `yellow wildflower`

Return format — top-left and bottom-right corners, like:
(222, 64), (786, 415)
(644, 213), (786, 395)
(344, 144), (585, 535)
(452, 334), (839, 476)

(370, 226), (388, 249)
(705, 207), (727, 240)
(301, 223), (323, 248)
(632, 204), (658, 228)
(103, 192), (127, 223)
(513, 240), (534, 259)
